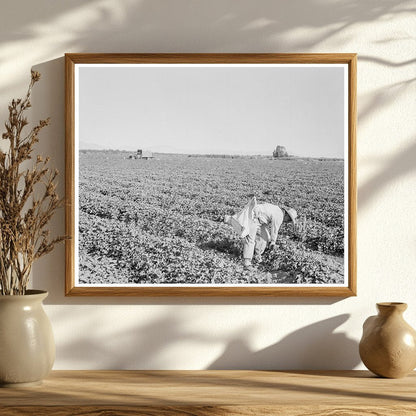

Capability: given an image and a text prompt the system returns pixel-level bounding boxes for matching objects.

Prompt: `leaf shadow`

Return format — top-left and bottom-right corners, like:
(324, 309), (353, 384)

(207, 314), (361, 370)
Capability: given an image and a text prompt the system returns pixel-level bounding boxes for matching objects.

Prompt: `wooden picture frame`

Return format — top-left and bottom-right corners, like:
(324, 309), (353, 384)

(65, 53), (356, 297)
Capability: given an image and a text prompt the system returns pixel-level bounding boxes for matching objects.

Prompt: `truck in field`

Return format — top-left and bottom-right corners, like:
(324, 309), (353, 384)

(129, 149), (154, 160)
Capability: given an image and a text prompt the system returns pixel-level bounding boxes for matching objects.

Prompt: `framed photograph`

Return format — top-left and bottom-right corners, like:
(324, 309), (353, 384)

(65, 53), (356, 296)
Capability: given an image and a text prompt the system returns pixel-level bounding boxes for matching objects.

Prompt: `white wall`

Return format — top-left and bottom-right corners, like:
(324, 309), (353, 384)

(1, 0), (415, 370)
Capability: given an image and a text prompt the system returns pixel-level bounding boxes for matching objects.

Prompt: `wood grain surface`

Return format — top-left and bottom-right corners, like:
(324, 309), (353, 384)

(1, 370), (415, 415)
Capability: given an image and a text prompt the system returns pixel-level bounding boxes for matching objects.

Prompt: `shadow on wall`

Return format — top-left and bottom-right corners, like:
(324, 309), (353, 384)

(1, 0), (413, 51)
(54, 309), (217, 369)
(358, 139), (416, 210)
(358, 77), (416, 131)
(30, 57), (67, 302)
(0, 0), (414, 97)
(53, 307), (359, 370)
(207, 314), (360, 370)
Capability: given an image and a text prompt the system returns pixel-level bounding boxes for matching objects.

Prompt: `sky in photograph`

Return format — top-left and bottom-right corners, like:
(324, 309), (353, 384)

(78, 64), (346, 158)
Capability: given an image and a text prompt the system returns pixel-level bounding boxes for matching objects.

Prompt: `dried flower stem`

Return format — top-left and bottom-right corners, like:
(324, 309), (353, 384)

(0, 71), (65, 295)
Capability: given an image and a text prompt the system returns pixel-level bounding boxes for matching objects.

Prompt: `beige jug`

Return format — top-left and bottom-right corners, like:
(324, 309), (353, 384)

(359, 302), (416, 378)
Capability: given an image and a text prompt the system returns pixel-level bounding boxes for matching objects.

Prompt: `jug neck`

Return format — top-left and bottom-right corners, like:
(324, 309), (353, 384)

(377, 302), (407, 317)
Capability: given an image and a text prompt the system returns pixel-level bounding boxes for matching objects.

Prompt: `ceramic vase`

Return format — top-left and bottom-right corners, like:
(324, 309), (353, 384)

(0, 290), (55, 387)
(359, 302), (416, 378)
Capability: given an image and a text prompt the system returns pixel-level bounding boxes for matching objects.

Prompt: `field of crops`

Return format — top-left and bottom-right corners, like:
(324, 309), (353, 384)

(78, 151), (345, 285)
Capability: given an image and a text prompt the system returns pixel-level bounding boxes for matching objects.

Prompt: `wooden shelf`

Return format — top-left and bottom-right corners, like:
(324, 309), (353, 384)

(1, 370), (415, 415)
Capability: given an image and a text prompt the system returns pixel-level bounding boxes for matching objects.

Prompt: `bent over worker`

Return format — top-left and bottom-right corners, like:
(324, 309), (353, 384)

(224, 197), (297, 268)
(243, 201), (297, 268)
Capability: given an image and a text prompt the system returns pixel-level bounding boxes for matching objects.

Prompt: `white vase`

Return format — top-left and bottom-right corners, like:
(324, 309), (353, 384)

(0, 290), (55, 386)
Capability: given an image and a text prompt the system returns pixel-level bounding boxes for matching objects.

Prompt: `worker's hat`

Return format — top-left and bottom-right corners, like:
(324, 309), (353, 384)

(284, 207), (298, 224)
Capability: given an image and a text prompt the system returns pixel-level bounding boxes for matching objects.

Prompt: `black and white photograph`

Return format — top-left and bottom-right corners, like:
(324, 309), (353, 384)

(66, 54), (356, 295)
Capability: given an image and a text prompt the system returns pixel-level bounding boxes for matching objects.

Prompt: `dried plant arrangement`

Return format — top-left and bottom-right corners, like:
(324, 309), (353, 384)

(0, 71), (65, 295)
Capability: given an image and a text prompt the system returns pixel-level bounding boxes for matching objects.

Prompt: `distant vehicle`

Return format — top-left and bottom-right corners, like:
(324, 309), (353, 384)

(273, 145), (288, 158)
(128, 149), (154, 160)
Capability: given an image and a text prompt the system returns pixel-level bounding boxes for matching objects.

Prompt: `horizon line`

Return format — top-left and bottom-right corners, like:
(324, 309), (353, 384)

(79, 148), (344, 160)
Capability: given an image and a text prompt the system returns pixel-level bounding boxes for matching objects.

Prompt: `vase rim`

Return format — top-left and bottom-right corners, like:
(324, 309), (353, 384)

(377, 302), (407, 312)
(0, 290), (48, 301)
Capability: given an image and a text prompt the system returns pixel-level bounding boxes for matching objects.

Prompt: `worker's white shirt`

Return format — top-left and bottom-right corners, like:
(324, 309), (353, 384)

(252, 203), (284, 244)
(228, 197), (256, 238)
